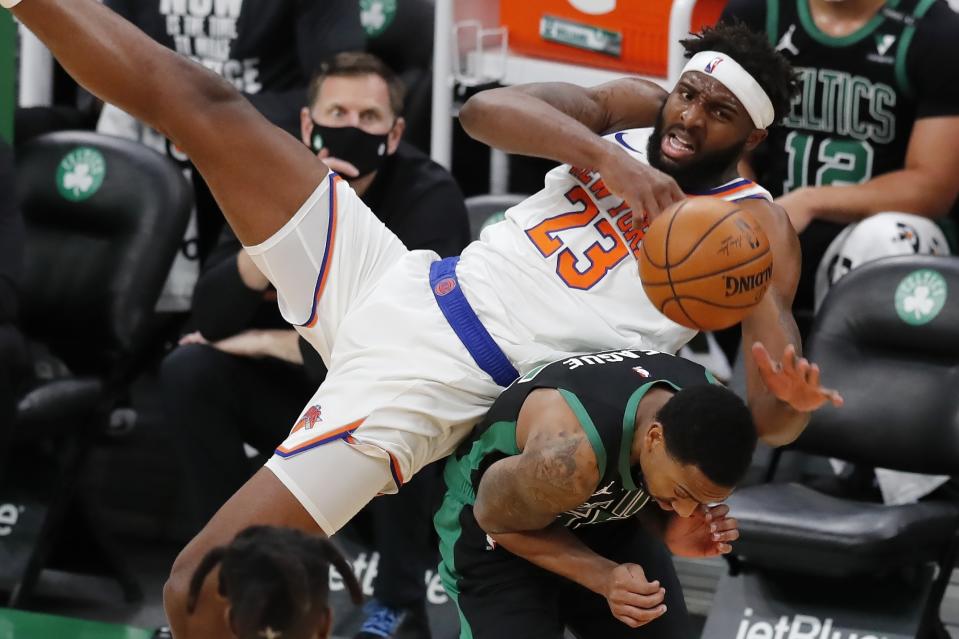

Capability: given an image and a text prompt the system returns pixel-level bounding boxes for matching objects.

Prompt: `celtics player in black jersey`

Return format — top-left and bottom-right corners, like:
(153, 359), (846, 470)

(435, 350), (757, 638)
(721, 0), (959, 324)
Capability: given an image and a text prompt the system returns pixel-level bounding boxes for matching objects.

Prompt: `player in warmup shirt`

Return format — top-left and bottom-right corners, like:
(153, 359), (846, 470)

(721, 0), (959, 320)
(436, 349), (756, 637)
(4, 5), (843, 636)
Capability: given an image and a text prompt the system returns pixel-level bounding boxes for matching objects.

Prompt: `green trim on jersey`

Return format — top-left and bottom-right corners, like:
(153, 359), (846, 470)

(798, 0), (900, 47)
(435, 420), (520, 639)
(618, 381), (681, 491)
(558, 389), (607, 479)
(441, 420), (520, 504)
(766, 0), (780, 46)
(894, 0), (937, 98)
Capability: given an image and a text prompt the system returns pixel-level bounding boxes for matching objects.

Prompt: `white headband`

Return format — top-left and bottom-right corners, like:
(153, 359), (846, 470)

(682, 51), (775, 129)
(0, 0), (23, 9)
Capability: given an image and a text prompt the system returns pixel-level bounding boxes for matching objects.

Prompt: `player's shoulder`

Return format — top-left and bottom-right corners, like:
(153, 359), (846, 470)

(522, 349), (706, 388)
(737, 198), (792, 237)
(911, 0), (959, 51)
(602, 127), (654, 159)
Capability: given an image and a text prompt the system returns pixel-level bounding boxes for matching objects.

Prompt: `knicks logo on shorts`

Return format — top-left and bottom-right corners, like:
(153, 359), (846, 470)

(291, 405), (323, 434)
(434, 277), (457, 296)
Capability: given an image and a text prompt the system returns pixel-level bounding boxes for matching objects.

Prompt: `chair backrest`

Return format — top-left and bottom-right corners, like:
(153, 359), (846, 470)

(794, 255), (959, 475)
(17, 131), (191, 373)
(465, 193), (528, 240)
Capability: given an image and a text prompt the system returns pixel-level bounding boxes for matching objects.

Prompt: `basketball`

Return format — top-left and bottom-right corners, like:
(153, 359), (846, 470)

(639, 198), (773, 331)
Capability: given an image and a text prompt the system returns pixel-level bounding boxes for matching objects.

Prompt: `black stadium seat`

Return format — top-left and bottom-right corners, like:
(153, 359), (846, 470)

(725, 255), (959, 633)
(465, 193), (527, 240)
(0, 131), (191, 606)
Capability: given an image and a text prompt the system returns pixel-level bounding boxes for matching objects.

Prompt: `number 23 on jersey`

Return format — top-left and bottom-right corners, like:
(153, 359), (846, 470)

(525, 183), (643, 290)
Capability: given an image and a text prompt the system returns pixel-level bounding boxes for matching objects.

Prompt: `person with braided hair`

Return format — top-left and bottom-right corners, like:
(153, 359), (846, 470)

(186, 526), (362, 639)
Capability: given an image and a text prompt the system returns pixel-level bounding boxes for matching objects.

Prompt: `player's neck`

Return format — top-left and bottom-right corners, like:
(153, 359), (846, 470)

(680, 165), (743, 196)
(808, 0), (888, 35)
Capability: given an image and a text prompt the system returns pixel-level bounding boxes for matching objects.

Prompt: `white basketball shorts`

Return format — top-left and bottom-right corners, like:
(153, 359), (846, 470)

(244, 174), (503, 534)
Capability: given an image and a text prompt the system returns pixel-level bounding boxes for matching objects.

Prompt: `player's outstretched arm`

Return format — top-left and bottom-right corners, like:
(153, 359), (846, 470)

(738, 201), (843, 447)
(460, 80), (684, 219)
(10, 0), (327, 246)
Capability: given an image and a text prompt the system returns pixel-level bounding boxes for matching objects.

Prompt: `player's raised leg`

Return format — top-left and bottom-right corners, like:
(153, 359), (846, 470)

(8, 0), (325, 246)
(163, 437), (395, 638)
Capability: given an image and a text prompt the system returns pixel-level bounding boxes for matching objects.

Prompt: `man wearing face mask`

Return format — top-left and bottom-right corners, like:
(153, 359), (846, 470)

(301, 52), (470, 257)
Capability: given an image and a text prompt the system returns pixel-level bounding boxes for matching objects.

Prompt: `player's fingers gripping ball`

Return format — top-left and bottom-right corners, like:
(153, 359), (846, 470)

(639, 198), (773, 331)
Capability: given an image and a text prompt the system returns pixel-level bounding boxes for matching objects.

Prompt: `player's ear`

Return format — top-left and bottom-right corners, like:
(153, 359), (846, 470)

(745, 127), (768, 152)
(645, 421), (665, 452)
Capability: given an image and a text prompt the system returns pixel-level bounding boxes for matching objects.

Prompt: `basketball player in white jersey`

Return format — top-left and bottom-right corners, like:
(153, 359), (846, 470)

(5, 2), (841, 634)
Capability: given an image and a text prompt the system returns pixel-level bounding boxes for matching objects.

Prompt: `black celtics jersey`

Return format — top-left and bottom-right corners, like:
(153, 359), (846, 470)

(722, 0), (959, 198)
(441, 350), (718, 531)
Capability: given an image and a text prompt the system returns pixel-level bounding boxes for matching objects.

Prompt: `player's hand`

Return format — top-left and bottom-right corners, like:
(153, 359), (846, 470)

(664, 504), (738, 558)
(317, 149), (360, 178)
(212, 329), (304, 364)
(596, 141), (685, 229)
(602, 563), (667, 628)
(752, 342), (844, 412)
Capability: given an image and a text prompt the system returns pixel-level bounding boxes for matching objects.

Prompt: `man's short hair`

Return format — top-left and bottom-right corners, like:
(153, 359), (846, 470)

(307, 52), (406, 117)
(657, 384), (757, 488)
(681, 21), (799, 123)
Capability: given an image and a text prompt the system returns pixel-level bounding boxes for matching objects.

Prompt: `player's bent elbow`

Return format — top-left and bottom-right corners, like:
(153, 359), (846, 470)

(163, 549), (204, 637)
(162, 567), (191, 636)
(472, 498), (497, 534)
(459, 91), (501, 137)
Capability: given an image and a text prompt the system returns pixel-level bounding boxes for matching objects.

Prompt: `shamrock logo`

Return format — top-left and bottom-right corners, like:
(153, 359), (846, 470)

(63, 163), (94, 194)
(359, 0), (397, 37)
(56, 147), (106, 202)
(895, 269), (947, 326)
(902, 285), (935, 319)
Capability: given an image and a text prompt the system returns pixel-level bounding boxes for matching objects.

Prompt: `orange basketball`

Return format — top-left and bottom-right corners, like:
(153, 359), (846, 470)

(638, 198), (773, 331)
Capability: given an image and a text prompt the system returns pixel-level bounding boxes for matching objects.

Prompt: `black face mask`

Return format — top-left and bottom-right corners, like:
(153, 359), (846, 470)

(309, 120), (391, 179)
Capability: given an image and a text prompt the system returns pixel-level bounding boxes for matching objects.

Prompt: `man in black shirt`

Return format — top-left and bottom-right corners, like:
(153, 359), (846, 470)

(436, 349), (754, 638)
(301, 52), (470, 256)
(159, 51), (469, 639)
(721, 0), (959, 327)
(0, 140), (26, 461)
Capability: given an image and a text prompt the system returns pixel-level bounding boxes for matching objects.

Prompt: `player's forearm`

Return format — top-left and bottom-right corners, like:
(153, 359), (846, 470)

(491, 524), (617, 595)
(802, 170), (956, 224)
(749, 393), (808, 447)
(12, 0), (239, 144)
(459, 84), (615, 171)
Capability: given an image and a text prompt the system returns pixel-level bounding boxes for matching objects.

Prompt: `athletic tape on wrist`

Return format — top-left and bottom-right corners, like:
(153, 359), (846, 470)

(682, 51), (775, 129)
(1, 0), (23, 9)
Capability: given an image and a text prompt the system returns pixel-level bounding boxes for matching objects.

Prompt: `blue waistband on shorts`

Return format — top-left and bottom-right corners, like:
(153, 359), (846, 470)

(429, 256), (519, 388)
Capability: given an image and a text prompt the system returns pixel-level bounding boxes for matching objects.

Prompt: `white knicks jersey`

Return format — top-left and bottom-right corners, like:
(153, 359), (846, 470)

(456, 127), (772, 374)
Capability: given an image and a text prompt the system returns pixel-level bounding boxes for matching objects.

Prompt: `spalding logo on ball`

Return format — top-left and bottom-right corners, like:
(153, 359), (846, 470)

(638, 198), (773, 331)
